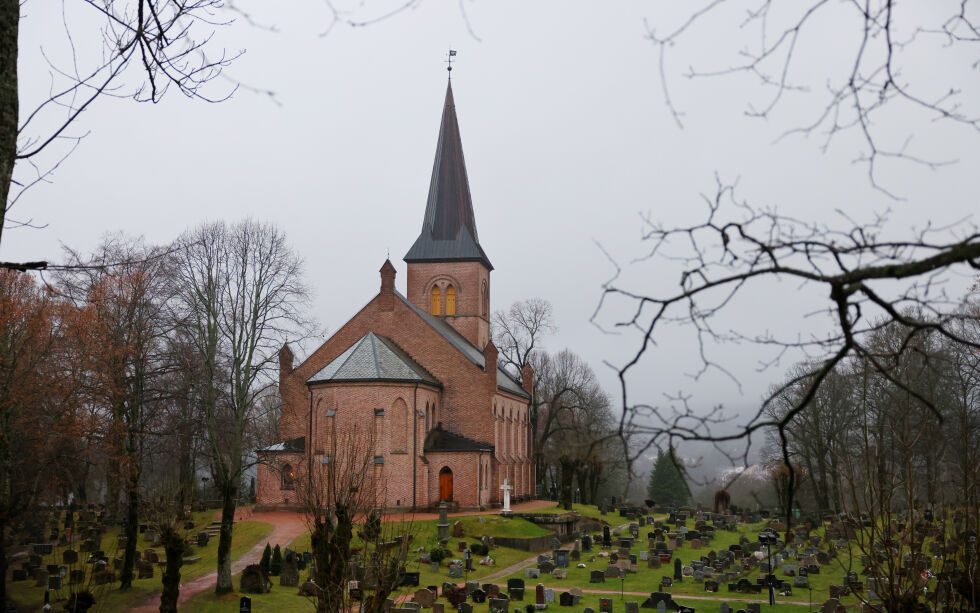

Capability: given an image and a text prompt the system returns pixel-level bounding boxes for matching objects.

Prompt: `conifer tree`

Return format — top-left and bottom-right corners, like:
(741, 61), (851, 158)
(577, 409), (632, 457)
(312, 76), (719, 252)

(270, 544), (283, 576)
(260, 543), (272, 574)
(647, 447), (691, 507)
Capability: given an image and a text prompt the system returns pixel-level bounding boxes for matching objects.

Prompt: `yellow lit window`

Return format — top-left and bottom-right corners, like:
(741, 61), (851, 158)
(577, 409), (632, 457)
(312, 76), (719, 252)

(446, 285), (456, 315)
(430, 286), (441, 315)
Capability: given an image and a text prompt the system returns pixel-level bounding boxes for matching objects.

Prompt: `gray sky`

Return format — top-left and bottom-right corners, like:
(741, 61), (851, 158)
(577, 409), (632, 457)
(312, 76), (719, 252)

(11, 1), (980, 459)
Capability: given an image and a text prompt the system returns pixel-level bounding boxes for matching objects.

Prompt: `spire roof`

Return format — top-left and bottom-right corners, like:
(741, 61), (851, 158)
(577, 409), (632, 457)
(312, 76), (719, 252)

(404, 80), (493, 270)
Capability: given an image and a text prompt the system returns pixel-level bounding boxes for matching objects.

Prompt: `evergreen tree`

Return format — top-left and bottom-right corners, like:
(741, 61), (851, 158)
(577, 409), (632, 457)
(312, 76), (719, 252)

(270, 544), (283, 576)
(260, 543), (272, 574)
(647, 447), (691, 507)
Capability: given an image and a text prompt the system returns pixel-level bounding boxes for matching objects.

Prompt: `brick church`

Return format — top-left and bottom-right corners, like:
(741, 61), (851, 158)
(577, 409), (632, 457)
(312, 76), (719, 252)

(256, 79), (535, 510)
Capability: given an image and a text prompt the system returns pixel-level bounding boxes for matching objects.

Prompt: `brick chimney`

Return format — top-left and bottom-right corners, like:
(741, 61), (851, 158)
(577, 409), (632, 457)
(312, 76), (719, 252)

(279, 343), (294, 389)
(521, 362), (535, 397)
(379, 259), (396, 311)
(483, 339), (498, 392)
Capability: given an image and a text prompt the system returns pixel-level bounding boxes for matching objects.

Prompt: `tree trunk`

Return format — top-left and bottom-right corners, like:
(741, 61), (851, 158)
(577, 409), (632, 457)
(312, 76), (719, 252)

(0, 516), (8, 613)
(159, 525), (185, 613)
(119, 486), (139, 588)
(558, 459), (574, 510)
(215, 482), (237, 594)
(0, 0), (18, 247)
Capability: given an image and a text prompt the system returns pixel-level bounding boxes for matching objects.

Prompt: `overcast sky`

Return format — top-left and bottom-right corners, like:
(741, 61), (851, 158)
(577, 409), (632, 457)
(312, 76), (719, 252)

(11, 1), (980, 464)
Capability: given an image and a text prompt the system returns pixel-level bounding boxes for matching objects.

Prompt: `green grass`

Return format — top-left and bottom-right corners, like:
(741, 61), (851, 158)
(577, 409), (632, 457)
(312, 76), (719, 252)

(6, 511), (273, 613)
(530, 503), (665, 526)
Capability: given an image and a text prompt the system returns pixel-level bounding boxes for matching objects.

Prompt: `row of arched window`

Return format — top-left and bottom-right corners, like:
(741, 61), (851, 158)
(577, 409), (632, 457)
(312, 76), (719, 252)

(430, 285), (456, 315)
(428, 280), (490, 317)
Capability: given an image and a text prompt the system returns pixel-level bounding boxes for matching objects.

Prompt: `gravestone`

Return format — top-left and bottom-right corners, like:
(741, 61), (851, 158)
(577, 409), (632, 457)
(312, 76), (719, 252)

(472, 590), (487, 604)
(526, 567), (540, 579)
(590, 570), (605, 583)
(600, 598), (613, 613)
(62, 549), (78, 564)
(793, 576), (809, 588)
(582, 536), (592, 552)
(448, 563), (463, 579)
(705, 580), (719, 592)
(559, 592), (574, 607)
(556, 550), (570, 568)
(489, 598), (510, 613)
(657, 602), (667, 613)
(457, 603), (473, 613)
(747, 604), (761, 613)
(552, 569), (567, 579)
(674, 558), (682, 580)
(625, 602), (639, 613)
(822, 599), (842, 613)
(415, 589), (437, 608)
(452, 521), (464, 538)
(137, 560), (154, 579)
(280, 557), (299, 587)
(240, 565), (271, 594)
(197, 532), (209, 547)
(539, 561), (555, 575)
(603, 526), (612, 547)
(648, 556), (661, 569)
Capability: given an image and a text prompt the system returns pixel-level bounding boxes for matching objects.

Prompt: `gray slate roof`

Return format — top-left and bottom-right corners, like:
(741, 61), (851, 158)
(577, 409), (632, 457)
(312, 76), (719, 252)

(307, 332), (440, 386)
(424, 423), (494, 453)
(258, 436), (305, 453)
(404, 80), (493, 270)
(395, 290), (529, 399)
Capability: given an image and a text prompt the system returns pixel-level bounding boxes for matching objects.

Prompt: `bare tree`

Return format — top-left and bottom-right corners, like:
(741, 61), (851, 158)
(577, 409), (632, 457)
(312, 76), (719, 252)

(57, 236), (175, 589)
(286, 428), (411, 613)
(593, 0), (980, 536)
(3, 0), (236, 257)
(172, 219), (309, 594)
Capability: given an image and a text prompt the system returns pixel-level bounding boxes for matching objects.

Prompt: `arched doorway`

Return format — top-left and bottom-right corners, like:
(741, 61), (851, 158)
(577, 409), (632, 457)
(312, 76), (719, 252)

(439, 467), (453, 501)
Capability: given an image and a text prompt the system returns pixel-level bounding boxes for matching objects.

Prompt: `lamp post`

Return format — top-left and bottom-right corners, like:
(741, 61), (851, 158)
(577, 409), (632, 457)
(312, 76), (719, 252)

(758, 530), (777, 606)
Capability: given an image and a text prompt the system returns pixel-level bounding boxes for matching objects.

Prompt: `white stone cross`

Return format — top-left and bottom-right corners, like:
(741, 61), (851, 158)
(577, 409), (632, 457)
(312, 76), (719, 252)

(500, 478), (513, 512)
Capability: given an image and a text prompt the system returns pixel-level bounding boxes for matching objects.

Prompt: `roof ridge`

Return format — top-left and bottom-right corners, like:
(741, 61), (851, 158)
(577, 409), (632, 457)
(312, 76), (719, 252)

(368, 331), (381, 376)
(374, 334), (441, 385)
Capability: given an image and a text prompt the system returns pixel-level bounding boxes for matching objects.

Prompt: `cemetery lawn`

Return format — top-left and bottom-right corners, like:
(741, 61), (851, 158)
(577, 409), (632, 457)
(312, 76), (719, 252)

(499, 516), (870, 609)
(533, 504), (667, 525)
(286, 514), (549, 590)
(182, 519), (274, 581)
(5, 511), (273, 613)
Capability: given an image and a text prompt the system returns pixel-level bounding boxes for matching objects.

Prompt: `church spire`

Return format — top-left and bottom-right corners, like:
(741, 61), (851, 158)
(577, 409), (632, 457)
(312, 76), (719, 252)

(404, 79), (493, 270)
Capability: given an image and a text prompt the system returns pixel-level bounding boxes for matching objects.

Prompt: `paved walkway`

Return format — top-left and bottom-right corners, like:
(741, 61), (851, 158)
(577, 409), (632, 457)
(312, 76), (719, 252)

(129, 500), (557, 611)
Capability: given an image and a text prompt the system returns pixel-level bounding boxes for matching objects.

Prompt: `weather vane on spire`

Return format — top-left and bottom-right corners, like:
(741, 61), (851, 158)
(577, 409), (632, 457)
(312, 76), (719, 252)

(446, 49), (457, 75)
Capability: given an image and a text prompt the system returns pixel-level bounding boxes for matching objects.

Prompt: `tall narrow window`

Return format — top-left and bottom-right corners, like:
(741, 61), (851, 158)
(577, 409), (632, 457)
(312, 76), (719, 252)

(445, 285), (456, 315)
(391, 398), (408, 452)
(430, 286), (441, 315)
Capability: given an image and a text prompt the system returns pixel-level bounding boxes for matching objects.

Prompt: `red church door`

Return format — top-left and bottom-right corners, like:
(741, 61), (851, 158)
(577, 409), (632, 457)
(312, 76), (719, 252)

(439, 467), (453, 501)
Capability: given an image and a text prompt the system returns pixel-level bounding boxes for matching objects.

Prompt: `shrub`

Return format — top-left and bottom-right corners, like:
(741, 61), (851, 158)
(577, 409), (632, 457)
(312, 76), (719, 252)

(470, 542), (489, 556)
(270, 544), (283, 576)
(429, 547), (448, 564)
(260, 543), (272, 574)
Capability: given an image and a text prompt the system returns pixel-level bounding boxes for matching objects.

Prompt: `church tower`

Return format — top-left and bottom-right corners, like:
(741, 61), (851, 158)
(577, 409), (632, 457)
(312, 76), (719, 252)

(404, 80), (492, 349)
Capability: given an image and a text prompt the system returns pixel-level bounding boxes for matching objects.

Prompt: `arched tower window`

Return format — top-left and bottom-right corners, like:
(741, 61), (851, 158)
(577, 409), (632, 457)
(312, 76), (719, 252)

(481, 281), (488, 317)
(445, 285), (456, 315)
(430, 286), (442, 315)
(281, 464), (295, 490)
